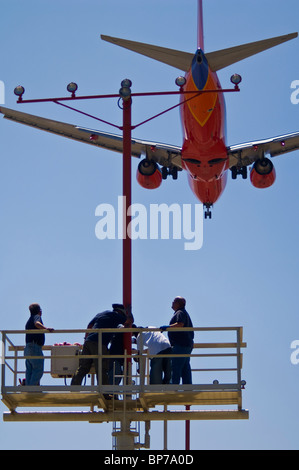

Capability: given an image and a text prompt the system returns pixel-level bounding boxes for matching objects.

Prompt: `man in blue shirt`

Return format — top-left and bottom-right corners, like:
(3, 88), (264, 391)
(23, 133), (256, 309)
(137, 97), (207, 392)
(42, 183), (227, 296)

(71, 304), (130, 388)
(24, 303), (54, 386)
(161, 297), (194, 384)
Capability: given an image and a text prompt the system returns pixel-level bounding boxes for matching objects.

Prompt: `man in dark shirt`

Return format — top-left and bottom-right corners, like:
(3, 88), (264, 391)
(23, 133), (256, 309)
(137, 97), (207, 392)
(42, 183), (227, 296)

(162, 297), (194, 384)
(108, 325), (125, 386)
(24, 303), (54, 386)
(71, 304), (130, 388)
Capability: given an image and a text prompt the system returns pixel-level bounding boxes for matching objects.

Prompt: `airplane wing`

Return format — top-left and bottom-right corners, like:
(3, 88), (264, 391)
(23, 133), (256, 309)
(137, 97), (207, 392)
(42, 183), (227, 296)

(227, 131), (299, 168)
(0, 106), (182, 169)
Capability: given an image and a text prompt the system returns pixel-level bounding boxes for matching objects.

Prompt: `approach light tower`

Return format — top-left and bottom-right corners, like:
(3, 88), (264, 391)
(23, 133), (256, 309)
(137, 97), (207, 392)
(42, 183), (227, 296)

(4, 78), (246, 451)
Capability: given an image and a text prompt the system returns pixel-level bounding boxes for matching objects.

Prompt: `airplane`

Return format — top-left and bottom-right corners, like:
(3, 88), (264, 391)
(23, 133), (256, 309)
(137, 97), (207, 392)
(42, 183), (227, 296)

(1, 0), (299, 218)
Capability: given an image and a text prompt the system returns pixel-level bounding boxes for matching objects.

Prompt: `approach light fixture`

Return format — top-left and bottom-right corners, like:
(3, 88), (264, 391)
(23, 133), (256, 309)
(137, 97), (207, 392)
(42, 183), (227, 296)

(121, 79), (132, 88)
(119, 78), (132, 101)
(241, 380), (246, 389)
(230, 74), (242, 87)
(14, 85), (25, 101)
(175, 76), (186, 87)
(67, 82), (78, 97)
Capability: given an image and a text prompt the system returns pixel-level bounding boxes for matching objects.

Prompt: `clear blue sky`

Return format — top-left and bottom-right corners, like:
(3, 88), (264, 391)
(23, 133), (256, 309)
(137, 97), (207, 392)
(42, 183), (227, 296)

(1, 0), (299, 450)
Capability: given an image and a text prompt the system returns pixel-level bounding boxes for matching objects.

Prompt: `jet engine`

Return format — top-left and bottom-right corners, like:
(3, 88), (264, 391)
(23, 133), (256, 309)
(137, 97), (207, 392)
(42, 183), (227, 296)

(136, 159), (162, 189)
(250, 158), (276, 188)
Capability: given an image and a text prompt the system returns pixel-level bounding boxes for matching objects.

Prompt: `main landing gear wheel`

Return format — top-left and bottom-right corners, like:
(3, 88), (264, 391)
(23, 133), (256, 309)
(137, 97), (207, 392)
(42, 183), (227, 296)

(231, 166), (247, 179)
(162, 166), (178, 180)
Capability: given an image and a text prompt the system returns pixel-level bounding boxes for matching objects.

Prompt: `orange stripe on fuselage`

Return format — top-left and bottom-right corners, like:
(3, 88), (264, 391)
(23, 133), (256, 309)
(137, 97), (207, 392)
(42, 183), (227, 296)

(185, 68), (218, 127)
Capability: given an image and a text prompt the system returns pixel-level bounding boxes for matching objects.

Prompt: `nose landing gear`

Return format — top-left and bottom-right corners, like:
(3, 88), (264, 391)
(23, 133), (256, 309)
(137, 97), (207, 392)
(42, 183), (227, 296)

(204, 204), (213, 219)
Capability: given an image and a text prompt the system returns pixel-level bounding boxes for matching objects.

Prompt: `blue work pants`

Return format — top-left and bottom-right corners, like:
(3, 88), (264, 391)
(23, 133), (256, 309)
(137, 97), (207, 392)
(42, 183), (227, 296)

(24, 343), (44, 386)
(171, 344), (193, 384)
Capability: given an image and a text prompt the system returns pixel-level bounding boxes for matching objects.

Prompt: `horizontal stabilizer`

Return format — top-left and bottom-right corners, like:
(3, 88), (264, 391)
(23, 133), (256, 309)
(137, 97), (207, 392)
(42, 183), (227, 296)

(101, 35), (193, 71)
(206, 32), (298, 71)
(101, 32), (298, 73)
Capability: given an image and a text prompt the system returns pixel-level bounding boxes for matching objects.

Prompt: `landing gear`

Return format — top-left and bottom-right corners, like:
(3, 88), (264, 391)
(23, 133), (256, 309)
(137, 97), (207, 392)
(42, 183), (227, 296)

(204, 204), (213, 219)
(162, 166), (178, 180)
(231, 166), (247, 179)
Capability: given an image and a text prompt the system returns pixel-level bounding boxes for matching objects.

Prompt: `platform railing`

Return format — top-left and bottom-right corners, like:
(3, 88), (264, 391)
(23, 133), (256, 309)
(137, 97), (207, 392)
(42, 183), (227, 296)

(1, 326), (246, 396)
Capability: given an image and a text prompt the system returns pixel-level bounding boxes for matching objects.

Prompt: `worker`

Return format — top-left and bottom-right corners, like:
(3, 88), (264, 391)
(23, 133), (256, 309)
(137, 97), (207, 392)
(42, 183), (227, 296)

(71, 304), (131, 392)
(161, 296), (194, 384)
(24, 303), (54, 386)
(108, 324), (125, 386)
(135, 326), (172, 384)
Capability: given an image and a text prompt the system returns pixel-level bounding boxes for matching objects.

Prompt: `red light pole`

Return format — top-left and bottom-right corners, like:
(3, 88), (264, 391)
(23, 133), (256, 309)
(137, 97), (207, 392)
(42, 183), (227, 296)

(119, 80), (133, 370)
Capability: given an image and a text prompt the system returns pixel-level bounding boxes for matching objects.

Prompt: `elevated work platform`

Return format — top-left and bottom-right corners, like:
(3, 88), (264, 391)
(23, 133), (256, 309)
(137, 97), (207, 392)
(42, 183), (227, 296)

(1, 327), (248, 424)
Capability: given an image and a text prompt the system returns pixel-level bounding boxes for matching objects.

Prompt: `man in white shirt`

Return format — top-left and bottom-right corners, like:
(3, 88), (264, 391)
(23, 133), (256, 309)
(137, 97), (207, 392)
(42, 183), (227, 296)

(136, 327), (172, 384)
